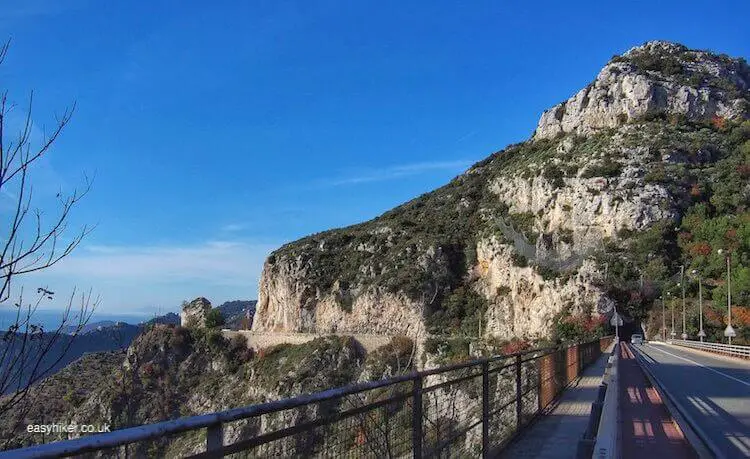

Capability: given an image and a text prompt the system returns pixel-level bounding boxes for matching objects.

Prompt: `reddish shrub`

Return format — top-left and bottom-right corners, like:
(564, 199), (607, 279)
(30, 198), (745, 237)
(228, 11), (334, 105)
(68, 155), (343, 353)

(689, 242), (712, 257)
(689, 183), (702, 197)
(734, 306), (750, 326)
(501, 339), (531, 355)
(737, 164), (750, 178)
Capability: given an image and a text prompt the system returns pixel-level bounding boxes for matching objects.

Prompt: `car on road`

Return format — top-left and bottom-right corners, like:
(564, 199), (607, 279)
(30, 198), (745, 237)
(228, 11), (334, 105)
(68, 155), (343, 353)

(630, 334), (643, 345)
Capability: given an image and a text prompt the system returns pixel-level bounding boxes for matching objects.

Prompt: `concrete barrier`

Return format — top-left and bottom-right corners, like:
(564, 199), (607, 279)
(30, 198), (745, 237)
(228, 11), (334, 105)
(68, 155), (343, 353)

(592, 342), (619, 459)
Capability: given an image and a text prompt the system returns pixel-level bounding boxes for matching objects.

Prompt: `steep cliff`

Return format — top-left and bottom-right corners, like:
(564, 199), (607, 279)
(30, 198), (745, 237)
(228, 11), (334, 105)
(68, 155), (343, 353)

(253, 41), (750, 342)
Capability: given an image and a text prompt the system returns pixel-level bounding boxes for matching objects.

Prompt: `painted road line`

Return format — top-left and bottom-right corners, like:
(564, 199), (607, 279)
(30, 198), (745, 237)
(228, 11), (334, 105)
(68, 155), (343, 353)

(633, 345), (718, 459)
(646, 344), (750, 388)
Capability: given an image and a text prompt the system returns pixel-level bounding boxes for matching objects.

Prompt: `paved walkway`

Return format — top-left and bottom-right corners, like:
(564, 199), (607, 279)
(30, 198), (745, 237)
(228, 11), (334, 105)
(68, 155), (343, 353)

(498, 345), (613, 459)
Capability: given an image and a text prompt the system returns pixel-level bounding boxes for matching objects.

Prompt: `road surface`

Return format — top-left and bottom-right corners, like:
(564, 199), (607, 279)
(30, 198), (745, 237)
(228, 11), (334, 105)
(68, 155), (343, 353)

(633, 342), (750, 458)
(618, 343), (696, 458)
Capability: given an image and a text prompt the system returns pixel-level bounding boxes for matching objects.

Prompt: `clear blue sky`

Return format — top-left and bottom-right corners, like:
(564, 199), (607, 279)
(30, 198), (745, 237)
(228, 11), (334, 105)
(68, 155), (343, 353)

(1, 1), (748, 318)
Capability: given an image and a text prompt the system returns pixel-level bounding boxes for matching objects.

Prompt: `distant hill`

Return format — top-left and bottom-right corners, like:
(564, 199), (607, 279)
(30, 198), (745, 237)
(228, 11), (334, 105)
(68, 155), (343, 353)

(217, 300), (257, 330)
(60, 320), (120, 335)
(145, 312), (180, 326)
(0, 300), (256, 394)
(0, 323), (140, 395)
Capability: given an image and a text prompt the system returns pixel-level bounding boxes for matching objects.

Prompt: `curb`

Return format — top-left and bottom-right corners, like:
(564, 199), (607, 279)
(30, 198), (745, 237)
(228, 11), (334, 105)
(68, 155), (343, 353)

(631, 344), (722, 459)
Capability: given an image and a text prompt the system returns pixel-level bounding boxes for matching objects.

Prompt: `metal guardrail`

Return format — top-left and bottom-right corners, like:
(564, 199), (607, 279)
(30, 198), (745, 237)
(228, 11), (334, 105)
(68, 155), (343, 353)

(3, 336), (614, 458)
(670, 339), (750, 359)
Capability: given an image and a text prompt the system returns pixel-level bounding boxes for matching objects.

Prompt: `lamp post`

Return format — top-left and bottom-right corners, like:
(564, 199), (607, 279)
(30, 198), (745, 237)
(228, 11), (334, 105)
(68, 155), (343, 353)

(717, 249), (736, 345)
(602, 262), (619, 342)
(614, 305), (620, 342)
(679, 265), (687, 340)
(667, 291), (676, 341)
(659, 296), (665, 341)
(692, 269), (706, 342)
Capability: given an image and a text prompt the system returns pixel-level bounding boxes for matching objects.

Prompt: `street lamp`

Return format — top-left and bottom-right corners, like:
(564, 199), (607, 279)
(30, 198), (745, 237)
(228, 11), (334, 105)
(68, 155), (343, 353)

(659, 296), (665, 341)
(717, 249), (736, 345)
(602, 262), (620, 342)
(679, 265), (687, 340)
(666, 291), (676, 341)
(613, 304), (620, 342)
(691, 269), (706, 342)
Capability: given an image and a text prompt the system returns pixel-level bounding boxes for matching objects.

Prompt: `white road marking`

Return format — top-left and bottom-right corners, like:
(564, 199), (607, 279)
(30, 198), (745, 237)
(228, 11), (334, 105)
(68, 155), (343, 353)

(645, 344), (750, 388)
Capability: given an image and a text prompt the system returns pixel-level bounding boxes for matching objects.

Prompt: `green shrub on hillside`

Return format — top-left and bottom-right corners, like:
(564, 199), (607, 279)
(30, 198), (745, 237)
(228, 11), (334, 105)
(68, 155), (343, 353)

(204, 309), (225, 329)
(423, 337), (470, 365)
(425, 286), (488, 336)
(543, 164), (565, 188)
(581, 159), (622, 178)
(363, 335), (414, 380)
(507, 212), (538, 243)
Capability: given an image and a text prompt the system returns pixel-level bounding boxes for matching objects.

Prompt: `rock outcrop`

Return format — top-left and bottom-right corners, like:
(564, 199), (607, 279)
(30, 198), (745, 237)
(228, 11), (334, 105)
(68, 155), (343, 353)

(180, 297), (212, 328)
(534, 42), (749, 140)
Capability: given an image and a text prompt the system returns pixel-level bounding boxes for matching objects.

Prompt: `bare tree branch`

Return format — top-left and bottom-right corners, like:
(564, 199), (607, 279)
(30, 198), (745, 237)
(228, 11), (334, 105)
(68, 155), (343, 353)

(0, 40), (96, 439)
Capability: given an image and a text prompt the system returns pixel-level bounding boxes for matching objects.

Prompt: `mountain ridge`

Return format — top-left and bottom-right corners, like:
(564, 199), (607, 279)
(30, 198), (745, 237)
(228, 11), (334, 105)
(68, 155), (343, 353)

(251, 40), (749, 343)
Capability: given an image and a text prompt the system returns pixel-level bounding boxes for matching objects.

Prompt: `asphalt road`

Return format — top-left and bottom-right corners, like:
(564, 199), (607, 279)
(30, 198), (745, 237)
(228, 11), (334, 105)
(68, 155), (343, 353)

(633, 342), (750, 459)
(619, 343), (696, 459)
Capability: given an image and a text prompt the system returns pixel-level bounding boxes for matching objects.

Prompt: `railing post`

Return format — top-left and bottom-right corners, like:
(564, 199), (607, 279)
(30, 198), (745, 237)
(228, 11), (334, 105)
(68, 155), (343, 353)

(482, 360), (489, 458)
(412, 374), (423, 459)
(515, 354), (522, 430)
(206, 422), (223, 454)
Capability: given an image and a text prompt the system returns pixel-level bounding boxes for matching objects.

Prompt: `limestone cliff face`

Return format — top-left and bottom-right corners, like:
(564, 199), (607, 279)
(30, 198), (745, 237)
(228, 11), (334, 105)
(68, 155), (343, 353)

(534, 41), (749, 140)
(491, 129), (677, 253)
(252, 41), (749, 342)
(253, 257), (423, 335)
(474, 237), (612, 340)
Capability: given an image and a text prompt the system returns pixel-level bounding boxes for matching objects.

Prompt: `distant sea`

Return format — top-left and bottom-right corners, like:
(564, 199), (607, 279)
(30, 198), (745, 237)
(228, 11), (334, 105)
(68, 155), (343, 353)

(0, 308), (153, 331)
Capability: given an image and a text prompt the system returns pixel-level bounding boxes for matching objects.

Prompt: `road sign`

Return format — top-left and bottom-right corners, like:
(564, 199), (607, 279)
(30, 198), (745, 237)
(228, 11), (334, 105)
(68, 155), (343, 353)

(610, 313), (623, 327)
(724, 325), (736, 337)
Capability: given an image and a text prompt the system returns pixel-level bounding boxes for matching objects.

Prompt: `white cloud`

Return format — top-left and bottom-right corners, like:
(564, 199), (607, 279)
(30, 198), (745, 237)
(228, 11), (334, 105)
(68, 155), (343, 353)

(220, 223), (248, 232)
(324, 160), (473, 186)
(67, 240), (273, 285)
(15, 240), (277, 314)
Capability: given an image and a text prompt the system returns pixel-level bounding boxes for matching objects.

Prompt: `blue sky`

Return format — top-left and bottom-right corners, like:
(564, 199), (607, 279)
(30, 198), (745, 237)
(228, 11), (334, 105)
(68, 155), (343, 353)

(1, 0), (748, 318)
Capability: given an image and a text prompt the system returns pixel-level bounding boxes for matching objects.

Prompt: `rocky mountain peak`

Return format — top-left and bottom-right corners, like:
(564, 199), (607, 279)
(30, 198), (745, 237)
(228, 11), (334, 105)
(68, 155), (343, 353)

(534, 41), (750, 140)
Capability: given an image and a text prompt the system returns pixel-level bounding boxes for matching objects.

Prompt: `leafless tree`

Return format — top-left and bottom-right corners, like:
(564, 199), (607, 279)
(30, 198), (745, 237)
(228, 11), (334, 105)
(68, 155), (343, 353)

(0, 39), (97, 433)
